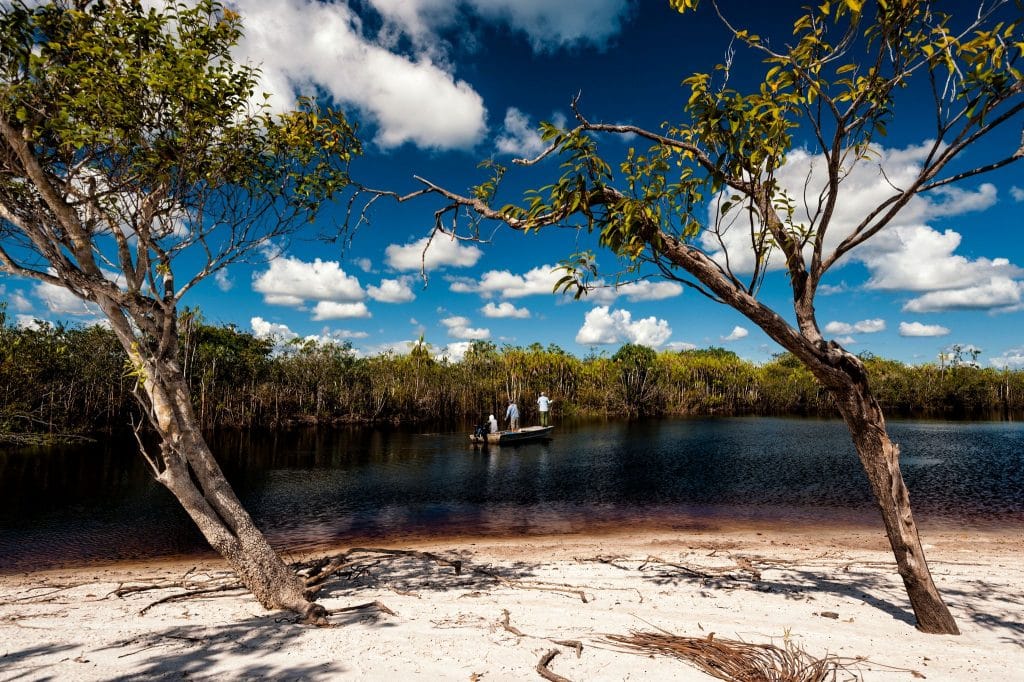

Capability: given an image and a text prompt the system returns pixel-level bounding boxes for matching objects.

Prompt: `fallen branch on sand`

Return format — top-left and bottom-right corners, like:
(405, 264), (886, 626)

(606, 631), (855, 682)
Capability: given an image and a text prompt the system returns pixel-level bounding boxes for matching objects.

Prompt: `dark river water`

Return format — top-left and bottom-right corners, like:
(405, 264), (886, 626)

(1, 417), (1022, 571)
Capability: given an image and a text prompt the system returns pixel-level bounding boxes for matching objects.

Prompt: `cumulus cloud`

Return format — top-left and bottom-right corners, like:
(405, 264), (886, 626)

(721, 326), (748, 342)
(251, 317), (368, 349)
(385, 236), (482, 272)
(251, 316), (299, 342)
(232, 0), (486, 149)
(1011, 186), (1024, 202)
(481, 301), (530, 318)
(701, 142), (1020, 312)
(354, 258), (374, 273)
(899, 321), (950, 337)
(823, 318), (886, 335)
(367, 277), (416, 303)
(990, 347), (1024, 368)
(575, 306), (672, 348)
(311, 301), (371, 320)
(449, 264), (561, 298)
(861, 226), (1021, 292)
(441, 315), (490, 340)
(665, 341), (698, 352)
(902, 278), (1024, 313)
(435, 340), (473, 362)
(253, 256), (364, 307)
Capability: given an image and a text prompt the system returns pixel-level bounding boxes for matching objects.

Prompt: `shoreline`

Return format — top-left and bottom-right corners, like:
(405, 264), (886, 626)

(2, 526), (1022, 680)
(3, 513), (1021, 576)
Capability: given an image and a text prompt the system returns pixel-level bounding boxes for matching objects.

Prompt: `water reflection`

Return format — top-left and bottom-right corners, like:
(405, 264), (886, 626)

(1, 417), (1022, 570)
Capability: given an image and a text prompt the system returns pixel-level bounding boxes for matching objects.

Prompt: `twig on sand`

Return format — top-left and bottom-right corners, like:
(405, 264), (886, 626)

(536, 649), (571, 682)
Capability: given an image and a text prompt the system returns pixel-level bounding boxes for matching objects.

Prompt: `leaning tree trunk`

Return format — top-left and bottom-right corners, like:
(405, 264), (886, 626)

(137, 352), (325, 622)
(817, 358), (959, 634)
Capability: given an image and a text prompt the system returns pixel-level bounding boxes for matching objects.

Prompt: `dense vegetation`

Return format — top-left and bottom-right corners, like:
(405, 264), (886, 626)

(2, 309), (1021, 441)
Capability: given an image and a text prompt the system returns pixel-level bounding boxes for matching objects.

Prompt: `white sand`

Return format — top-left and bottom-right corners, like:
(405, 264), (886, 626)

(1, 527), (1021, 680)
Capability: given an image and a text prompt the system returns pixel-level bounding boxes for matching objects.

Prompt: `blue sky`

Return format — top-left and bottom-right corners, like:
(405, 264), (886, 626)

(3, 0), (1023, 368)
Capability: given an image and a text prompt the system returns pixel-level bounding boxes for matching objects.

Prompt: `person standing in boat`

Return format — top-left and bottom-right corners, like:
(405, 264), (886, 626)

(537, 392), (552, 427)
(488, 413), (498, 434)
(505, 400), (520, 431)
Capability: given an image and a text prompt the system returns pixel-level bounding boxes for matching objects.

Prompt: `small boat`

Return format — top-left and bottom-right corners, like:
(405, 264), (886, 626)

(470, 425), (554, 445)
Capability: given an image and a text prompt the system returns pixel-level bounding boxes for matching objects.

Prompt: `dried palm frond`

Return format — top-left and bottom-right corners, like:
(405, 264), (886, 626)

(606, 631), (857, 682)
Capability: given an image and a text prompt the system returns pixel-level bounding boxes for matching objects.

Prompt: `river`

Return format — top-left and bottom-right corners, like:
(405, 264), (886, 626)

(1, 416), (1022, 571)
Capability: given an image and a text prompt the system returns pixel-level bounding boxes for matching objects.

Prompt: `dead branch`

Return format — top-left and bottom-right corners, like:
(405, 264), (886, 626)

(552, 640), (584, 658)
(536, 648), (572, 682)
(500, 608), (526, 637)
(606, 631), (859, 682)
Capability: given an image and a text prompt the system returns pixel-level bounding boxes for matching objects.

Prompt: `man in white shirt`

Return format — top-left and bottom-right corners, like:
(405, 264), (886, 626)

(537, 392), (552, 426)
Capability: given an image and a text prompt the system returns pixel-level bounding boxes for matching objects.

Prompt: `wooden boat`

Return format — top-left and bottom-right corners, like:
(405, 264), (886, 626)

(470, 425), (554, 445)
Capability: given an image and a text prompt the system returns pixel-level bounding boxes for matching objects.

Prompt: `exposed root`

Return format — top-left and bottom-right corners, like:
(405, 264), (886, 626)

(139, 584), (246, 615)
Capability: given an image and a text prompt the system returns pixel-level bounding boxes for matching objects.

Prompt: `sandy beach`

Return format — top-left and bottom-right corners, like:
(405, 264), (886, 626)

(1, 526), (1021, 681)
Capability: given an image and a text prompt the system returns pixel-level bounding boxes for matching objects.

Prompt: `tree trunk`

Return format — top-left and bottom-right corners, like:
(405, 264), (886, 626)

(824, 364), (959, 634)
(139, 354), (325, 622)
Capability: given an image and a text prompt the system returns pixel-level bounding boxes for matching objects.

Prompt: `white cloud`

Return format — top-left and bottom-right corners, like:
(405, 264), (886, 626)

(253, 256), (364, 308)
(214, 269), (233, 292)
(367, 277), (416, 303)
(33, 282), (99, 316)
(15, 314), (45, 329)
(311, 301), (371, 320)
(899, 321), (951, 337)
(990, 347), (1024, 368)
(494, 108), (567, 158)
(862, 225), (1021, 292)
(385, 236), (482, 272)
(435, 341), (472, 362)
(587, 279), (685, 304)
(823, 318), (886, 335)
(835, 335), (857, 345)
(665, 341), (698, 352)
(721, 326), (749, 342)
(700, 142), (1020, 312)
(1011, 186), (1024, 202)
(354, 258), (373, 273)
(441, 315), (490, 340)
(902, 278), (1024, 313)
(232, 0), (486, 149)
(367, 0), (632, 52)
(0, 286), (33, 312)
(481, 301), (530, 318)
(449, 264), (560, 298)
(575, 306), (672, 348)
(495, 107), (545, 157)
(251, 316), (299, 342)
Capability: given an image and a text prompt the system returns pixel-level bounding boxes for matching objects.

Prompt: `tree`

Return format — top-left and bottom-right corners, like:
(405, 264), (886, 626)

(380, 0), (1023, 633)
(0, 0), (358, 620)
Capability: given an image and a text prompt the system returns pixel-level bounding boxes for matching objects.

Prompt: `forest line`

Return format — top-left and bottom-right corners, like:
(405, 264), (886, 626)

(2, 310), (1020, 441)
